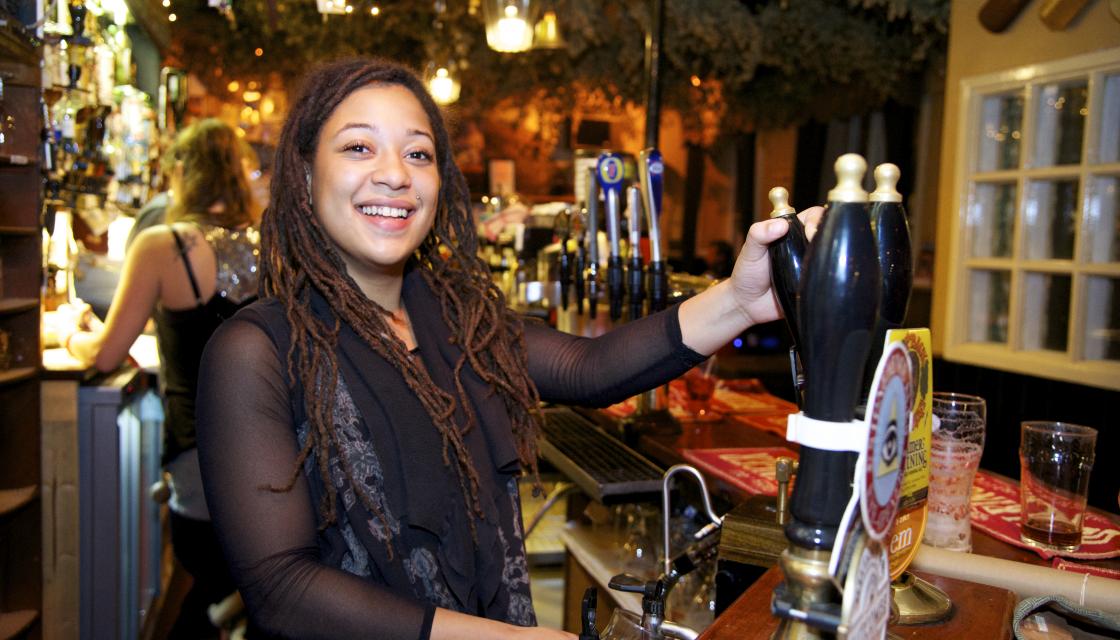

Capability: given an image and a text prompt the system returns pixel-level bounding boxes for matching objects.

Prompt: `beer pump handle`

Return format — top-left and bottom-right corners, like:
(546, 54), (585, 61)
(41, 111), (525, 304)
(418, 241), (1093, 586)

(586, 167), (601, 319)
(627, 185), (645, 320)
(558, 213), (572, 311)
(639, 148), (668, 312)
(597, 153), (626, 322)
(787, 153), (880, 549)
(766, 186), (809, 404)
(861, 163), (913, 403)
(574, 231), (586, 316)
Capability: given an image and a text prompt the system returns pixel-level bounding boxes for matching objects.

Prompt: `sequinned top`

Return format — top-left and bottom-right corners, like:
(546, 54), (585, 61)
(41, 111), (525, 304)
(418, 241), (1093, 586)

(155, 223), (261, 465)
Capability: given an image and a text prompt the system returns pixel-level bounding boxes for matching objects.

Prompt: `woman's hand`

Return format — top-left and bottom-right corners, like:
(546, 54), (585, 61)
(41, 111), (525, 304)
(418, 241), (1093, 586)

(679, 206), (823, 356)
(728, 206), (824, 327)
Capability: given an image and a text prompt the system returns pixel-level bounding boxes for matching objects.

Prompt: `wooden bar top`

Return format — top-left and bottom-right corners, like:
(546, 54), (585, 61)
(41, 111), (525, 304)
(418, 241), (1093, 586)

(698, 566), (1017, 640)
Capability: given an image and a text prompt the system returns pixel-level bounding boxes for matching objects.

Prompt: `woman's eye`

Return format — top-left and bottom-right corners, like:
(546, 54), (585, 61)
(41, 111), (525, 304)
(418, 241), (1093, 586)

(407, 149), (434, 162)
(343, 142), (371, 154)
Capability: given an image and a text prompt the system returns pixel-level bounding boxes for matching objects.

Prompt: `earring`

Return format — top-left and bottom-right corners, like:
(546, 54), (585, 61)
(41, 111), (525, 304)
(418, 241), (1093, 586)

(305, 169), (313, 206)
(416, 193), (422, 207)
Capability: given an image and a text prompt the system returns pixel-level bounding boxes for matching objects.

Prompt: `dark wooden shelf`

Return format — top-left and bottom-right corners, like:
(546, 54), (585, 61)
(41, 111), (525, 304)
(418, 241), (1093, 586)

(0, 298), (37, 315)
(0, 226), (37, 236)
(0, 154), (36, 168)
(0, 486), (36, 517)
(0, 367), (36, 386)
(0, 610), (38, 640)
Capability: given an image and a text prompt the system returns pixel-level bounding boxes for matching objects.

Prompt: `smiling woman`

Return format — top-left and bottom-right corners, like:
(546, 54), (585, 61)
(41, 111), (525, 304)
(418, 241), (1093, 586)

(194, 56), (817, 640)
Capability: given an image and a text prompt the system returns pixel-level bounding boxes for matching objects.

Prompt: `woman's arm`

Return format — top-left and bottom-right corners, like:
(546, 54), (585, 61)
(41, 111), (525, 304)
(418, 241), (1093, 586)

(64, 227), (168, 371)
(198, 317), (573, 640)
(525, 207), (823, 407)
(677, 206), (824, 356)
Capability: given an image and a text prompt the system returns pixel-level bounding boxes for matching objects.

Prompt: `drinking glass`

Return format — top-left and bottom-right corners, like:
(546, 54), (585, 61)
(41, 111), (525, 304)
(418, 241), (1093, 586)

(923, 392), (986, 552)
(681, 359), (720, 422)
(1019, 421), (1097, 552)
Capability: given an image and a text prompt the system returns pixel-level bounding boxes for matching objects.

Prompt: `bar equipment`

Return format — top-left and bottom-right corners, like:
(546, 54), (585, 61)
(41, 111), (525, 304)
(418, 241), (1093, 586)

(772, 153), (881, 638)
(575, 226), (586, 316)
(586, 166), (601, 319)
(580, 588), (601, 640)
(626, 185), (646, 321)
(766, 186), (809, 407)
(597, 152), (626, 322)
(639, 149), (668, 313)
(558, 208), (573, 312)
(603, 465), (722, 640)
(859, 164), (913, 414)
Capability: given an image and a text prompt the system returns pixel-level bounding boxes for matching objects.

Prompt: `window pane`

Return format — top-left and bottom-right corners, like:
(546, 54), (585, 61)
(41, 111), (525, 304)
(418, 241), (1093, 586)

(1023, 179), (1078, 260)
(1098, 74), (1120, 164)
(968, 269), (1010, 343)
(1033, 81), (1087, 167)
(969, 182), (1017, 258)
(1085, 175), (1120, 263)
(1022, 272), (1071, 352)
(1084, 277), (1120, 361)
(978, 92), (1024, 171)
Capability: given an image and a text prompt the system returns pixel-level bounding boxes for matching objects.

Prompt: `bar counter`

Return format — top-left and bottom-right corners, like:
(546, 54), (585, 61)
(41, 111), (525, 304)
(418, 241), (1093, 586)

(557, 379), (1120, 638)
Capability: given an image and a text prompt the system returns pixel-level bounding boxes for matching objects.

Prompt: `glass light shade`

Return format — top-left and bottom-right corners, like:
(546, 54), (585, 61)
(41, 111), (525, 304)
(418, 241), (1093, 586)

(482, 0), (536, 52)
(425, 62), (461, 105)
(532, 10), (564, 49)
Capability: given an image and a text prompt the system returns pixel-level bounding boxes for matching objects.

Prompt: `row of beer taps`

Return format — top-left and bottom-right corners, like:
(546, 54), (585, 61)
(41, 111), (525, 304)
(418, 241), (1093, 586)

(555, 149), (670, 323)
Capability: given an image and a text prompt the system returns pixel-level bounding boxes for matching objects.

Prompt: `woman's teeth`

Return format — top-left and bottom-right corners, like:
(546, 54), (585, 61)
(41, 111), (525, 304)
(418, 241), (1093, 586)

(358, 205), (409, 218)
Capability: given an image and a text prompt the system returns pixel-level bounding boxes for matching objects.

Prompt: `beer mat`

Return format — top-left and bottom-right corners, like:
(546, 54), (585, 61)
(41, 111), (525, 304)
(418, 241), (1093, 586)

(729, 413), (795, 439)
(1051, 559), (1120, 580)
(681, 447), (799, 497)
(969, 471), (1120, 560)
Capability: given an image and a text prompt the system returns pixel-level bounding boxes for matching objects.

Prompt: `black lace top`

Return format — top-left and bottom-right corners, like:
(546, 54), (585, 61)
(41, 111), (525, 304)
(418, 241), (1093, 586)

(195, 269), (705, 639)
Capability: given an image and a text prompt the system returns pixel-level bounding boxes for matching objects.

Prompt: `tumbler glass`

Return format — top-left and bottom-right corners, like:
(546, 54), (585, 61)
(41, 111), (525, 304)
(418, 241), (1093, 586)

(1019, 421), (1097, 552)
(923, 392), (986, 552)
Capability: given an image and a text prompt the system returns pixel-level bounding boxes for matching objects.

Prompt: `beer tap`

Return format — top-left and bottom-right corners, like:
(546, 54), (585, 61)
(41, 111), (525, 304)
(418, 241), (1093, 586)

(773, 154), (881, 638)
(766, 186), (809, 407)
(574, 227), (587, 316)
(626, 185), (646, 321)
(557, 209), (572, 312)
(639, 148), (668, 313)
(597, 152), (626, 322)
(585, 167), (601, 319)
(859, 163), (913, 412)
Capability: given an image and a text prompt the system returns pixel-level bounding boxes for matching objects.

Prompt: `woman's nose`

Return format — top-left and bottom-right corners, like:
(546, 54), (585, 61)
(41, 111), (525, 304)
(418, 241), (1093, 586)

(370, 154), (410, 191)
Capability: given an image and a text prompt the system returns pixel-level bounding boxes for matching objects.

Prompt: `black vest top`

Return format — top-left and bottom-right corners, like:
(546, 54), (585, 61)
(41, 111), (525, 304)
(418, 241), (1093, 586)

(155, 224), (260, 465)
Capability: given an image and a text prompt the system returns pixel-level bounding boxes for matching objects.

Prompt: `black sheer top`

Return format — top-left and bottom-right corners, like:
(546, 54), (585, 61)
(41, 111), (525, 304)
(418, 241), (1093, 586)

(195, 271), (705, 640)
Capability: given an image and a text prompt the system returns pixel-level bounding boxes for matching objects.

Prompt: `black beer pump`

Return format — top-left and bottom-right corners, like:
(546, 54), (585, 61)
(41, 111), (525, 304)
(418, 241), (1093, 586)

(766, 186), (810, 407)
(772, 153), (881, 638)
(859, 163), (914, 412)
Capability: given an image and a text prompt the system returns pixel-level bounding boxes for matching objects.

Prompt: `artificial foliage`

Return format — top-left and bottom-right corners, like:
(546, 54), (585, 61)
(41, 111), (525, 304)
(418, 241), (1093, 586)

(166, 0), (947, 135)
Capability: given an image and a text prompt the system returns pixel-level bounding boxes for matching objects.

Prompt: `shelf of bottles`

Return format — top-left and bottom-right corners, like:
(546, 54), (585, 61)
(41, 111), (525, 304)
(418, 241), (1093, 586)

(41, 0), (158, 243)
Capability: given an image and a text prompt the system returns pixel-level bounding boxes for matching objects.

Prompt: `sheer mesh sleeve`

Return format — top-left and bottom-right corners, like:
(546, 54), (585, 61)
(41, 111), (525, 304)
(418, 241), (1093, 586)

(196, 315), (435, 640)
(524, 304), (707, 407)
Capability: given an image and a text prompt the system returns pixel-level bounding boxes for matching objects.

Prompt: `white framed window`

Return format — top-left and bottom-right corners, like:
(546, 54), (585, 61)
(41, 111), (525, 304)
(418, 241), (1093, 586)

(943, 48), (1120, 391)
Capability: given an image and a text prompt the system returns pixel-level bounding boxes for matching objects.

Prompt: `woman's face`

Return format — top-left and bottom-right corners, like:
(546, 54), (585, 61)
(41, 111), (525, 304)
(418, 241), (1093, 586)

(310, 83), (440, 292)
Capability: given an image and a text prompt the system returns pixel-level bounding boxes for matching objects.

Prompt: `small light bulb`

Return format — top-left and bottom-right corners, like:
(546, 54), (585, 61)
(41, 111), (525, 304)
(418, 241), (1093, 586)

(168, 13), (177, 21)
(370, 5), (380, 15)
(161, 0), (170, 6)
(254, 47), (263, 56)
(344, 4), (353, 12)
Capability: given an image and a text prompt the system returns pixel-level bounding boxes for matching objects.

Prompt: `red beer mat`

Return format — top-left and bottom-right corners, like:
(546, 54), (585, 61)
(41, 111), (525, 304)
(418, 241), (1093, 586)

(1051, 558), (1120, 579)
(969, 471), (1120, 560)
(681, 447), (799, 497)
